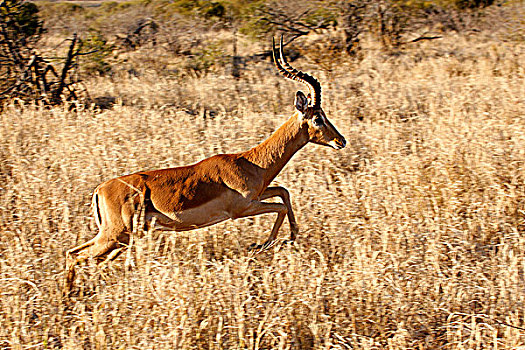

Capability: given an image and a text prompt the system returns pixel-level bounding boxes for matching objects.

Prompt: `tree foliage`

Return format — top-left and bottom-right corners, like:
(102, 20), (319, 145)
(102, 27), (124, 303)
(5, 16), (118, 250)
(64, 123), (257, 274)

(0, 0), (81, 107)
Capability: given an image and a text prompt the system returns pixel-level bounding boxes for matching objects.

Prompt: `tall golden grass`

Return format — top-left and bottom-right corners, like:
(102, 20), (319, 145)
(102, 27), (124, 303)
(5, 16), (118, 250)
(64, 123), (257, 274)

(0, 22), (524, 349)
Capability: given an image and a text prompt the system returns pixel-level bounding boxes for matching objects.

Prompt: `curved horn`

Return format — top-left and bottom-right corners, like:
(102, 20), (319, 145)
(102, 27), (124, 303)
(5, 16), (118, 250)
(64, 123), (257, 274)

(272, 35), (322, 108)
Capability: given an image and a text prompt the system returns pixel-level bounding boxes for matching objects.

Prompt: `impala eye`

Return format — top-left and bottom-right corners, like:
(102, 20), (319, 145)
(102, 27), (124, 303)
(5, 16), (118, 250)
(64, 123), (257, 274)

(313, 115), (324, 126)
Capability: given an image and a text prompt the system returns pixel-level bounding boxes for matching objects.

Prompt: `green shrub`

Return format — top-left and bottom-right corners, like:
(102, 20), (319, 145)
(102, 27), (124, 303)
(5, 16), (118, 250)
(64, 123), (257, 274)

(200, 1), (225, 19)
(185, 41), (226, 75)
(454, 0), (494, 9)
(1, 0), (82, 107)
(1, 0), (44, 41)
(98, 1), (120, 13)
(80, 31), (114, 76)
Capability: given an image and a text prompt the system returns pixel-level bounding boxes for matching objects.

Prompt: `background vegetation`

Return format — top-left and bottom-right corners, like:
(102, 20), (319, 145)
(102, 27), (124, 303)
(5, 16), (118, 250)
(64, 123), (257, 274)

(0, 0), (524, 348)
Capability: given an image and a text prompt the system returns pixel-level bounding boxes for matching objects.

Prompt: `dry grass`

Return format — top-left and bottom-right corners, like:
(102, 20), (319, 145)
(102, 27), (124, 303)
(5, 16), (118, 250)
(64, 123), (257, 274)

(1, 22), (525, 349)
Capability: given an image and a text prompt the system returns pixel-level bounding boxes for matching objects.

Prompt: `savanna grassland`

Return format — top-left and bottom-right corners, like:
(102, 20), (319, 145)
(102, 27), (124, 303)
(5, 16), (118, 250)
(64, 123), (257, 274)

(1, 1), (525, 349)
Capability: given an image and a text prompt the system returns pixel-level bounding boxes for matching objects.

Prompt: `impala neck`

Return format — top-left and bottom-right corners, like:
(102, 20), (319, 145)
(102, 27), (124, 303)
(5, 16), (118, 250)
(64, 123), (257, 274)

(243, 112), (309, 188)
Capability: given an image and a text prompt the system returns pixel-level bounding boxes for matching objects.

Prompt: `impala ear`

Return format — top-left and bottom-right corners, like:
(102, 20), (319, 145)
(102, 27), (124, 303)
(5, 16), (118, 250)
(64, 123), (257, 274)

(295, 91), (309, 114)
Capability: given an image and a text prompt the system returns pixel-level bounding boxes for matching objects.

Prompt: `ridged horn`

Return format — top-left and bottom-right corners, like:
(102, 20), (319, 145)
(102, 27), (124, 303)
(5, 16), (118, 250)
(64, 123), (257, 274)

(272, 35), (322, 108)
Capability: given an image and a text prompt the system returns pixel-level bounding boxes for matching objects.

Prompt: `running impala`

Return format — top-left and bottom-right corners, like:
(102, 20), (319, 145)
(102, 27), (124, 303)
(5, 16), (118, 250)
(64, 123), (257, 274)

(64, 37), (346, 292)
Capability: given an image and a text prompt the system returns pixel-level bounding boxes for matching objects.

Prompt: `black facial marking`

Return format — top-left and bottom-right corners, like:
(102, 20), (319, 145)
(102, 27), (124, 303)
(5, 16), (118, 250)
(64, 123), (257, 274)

(313, 114), (324, 126)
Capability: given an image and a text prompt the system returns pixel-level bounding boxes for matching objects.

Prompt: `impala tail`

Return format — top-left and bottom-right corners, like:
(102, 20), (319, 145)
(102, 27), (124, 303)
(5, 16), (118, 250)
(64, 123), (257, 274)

(91, 186), (103, 229)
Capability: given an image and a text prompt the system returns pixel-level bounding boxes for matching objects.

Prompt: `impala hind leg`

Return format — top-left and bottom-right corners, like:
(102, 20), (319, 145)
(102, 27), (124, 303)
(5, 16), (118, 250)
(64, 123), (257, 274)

(64, 232), (128, 294)
(64, 236), (97, 293)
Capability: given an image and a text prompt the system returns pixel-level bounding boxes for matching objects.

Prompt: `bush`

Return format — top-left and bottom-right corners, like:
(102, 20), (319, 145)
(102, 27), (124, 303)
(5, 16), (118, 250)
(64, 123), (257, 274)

(200, 1), (226, 19)
(0, 0), (43, 43)
(454, 0), (494, 9)
(0, 1), (85, 107)
(185, 41), (226, 76)
(9, 1), (42, 38)
(80, 31), (115, 76)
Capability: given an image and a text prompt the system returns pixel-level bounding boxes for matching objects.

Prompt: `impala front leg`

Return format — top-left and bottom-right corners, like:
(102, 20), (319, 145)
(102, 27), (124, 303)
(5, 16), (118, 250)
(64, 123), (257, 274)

(236, 201), (288, 250)
(259, 186), (298, 241)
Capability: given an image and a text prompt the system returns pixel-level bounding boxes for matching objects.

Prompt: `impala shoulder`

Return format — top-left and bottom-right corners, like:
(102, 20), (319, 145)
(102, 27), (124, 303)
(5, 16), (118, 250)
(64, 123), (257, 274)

(205, 153), (238, 166)
(196, 154), (238, 176)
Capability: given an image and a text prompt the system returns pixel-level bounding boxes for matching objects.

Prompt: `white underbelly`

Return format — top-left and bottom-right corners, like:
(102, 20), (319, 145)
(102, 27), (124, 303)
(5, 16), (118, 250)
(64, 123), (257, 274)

(145, 195), (241, 232)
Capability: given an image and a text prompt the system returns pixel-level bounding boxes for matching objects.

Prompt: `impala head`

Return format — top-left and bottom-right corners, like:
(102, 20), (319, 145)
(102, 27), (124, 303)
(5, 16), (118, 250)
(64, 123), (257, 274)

(273, 36), (346, 150)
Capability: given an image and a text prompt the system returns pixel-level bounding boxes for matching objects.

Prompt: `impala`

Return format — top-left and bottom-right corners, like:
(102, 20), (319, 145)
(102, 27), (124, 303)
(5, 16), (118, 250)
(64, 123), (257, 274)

(64, 37), (346, 292)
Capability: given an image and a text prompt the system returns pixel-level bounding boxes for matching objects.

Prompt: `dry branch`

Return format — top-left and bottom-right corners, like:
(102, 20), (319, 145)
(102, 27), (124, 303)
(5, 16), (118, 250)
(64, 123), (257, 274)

(256, 3), (335, 44)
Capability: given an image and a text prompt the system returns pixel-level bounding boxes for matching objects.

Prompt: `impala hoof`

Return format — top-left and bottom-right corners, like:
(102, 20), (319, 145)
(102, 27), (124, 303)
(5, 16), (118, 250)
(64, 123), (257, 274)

(282, 239), (295, 246)
(248, 240), (278, 252)
(248, 243), (263, 251)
